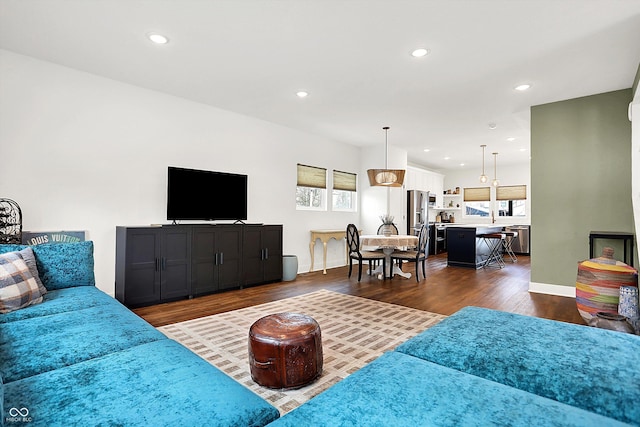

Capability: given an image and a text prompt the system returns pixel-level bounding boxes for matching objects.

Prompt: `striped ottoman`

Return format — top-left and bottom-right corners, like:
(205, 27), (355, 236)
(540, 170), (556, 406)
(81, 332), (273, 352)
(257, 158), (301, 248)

(576, 247), (638, 323)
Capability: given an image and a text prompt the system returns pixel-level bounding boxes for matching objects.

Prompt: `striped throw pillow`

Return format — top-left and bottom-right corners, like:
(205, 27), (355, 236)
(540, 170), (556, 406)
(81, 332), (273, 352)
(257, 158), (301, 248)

(0, 251), (43, 314)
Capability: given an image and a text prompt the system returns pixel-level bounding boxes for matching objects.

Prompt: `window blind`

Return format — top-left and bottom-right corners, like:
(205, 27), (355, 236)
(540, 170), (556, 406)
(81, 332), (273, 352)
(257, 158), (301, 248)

(496, 185), (527, 200)
(297, 164), (327, 189)
(463, 187), (490, 202)
(333, 170), (357, 192)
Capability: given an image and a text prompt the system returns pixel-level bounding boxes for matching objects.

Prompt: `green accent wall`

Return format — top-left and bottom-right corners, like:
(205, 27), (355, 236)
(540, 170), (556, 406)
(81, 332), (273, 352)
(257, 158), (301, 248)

(531, 89), (634, 288)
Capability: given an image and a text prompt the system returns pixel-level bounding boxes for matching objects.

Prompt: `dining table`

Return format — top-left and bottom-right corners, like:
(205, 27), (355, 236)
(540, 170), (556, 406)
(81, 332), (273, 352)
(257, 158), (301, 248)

(359, 234), (419, 279)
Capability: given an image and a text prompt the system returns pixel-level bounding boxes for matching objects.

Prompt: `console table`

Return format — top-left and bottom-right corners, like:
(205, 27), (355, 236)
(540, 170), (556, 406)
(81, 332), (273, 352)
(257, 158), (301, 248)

(589, 231), (635, 267)
(309, 229), (347, 274)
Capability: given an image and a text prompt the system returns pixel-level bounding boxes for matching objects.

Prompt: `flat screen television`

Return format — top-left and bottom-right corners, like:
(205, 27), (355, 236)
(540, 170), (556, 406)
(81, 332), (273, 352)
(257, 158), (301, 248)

(167, 166), (248, 221)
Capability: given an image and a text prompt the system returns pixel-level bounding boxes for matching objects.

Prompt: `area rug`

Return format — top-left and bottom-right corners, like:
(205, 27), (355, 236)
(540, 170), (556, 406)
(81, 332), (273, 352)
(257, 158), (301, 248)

(158, 289), (446, 414)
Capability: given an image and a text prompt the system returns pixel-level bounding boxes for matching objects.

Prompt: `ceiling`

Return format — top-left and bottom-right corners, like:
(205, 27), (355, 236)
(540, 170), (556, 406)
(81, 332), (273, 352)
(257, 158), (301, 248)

(1, 1), (639, 172)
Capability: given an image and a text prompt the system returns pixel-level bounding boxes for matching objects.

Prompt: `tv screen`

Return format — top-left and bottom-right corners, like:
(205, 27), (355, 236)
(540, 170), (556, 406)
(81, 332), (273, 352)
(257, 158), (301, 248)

(167, 167), (248, 221)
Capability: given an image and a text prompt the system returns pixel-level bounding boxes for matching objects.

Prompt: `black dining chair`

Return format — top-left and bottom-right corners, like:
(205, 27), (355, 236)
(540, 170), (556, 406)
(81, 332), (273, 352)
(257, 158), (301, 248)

(391, 224), (429, 282)
(376, 223), (399, 235)
(346, 224), (386, 281)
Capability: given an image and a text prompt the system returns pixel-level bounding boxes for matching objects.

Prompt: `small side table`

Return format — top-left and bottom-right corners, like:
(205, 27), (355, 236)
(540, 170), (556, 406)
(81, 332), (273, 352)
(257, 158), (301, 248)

(589, 231), (635, 267)
(309, 229), (347, 274)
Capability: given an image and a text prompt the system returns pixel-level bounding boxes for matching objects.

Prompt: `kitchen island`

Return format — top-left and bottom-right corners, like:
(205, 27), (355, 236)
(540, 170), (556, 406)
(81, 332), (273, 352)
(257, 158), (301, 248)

(446, 225), (505, 268)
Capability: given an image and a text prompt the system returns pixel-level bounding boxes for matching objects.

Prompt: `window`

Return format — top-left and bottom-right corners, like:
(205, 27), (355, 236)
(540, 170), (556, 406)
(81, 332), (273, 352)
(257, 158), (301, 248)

(332, 170), (357, 211)
(496, 185), (527, 217)
(463, 187), (490, 217)
(296, 164), (327, 210)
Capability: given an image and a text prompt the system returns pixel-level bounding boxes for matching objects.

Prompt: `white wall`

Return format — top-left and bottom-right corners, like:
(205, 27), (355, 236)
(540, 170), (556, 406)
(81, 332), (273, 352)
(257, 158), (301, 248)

(632, 90), (640, 261)
(442, 162), (531, 226)
(0, 50), (364, 295)
(359, 144), (408, 236)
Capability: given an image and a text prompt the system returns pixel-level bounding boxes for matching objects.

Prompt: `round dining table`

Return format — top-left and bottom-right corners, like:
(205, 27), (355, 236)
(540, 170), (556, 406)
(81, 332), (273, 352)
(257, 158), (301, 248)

(359, 234), (419, 279)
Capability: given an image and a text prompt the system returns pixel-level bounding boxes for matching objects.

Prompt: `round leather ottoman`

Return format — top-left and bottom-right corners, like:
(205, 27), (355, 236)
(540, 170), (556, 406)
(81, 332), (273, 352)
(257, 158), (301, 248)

(248, 312), (323, 390)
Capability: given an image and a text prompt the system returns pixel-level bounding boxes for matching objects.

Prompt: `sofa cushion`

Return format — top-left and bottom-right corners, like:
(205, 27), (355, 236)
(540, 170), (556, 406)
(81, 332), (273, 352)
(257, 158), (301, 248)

(0, 251), (43, 313)
(0, 302), (166, 382)
(0, 286), (114, 324)
(15, 247), (47, 296)
(4, 339), (280, 427)
(269, 351), (625, 427)
(395, 306), (640, 425)
(0, 242), (95, 290)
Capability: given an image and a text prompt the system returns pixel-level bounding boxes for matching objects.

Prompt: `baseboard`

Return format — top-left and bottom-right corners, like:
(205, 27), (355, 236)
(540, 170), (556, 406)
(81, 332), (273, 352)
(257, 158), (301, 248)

(529, 282), (576, 298)
(300, 260), (347, 274)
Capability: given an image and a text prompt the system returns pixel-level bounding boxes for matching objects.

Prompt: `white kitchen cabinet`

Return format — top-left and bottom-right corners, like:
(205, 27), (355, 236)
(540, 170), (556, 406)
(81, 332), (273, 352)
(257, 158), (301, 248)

(405, 167), (444, 205)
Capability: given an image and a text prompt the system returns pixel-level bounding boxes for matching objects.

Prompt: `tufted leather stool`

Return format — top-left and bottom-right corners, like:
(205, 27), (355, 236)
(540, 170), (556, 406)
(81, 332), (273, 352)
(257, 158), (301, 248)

(248, 312), (323, 390)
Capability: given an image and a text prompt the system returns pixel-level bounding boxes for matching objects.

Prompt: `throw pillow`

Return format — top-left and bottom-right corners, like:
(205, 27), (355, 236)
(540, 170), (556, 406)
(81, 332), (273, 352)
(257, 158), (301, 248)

(0, 251), (43, 314)
(31, 241), (95, 290)
(16, 247), (47, 296)
(0, 242), (96, 290)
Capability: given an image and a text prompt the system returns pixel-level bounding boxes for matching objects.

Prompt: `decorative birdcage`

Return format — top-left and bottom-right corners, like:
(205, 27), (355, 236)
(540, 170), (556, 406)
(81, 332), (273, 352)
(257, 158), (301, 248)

(0, 198), (22, 244)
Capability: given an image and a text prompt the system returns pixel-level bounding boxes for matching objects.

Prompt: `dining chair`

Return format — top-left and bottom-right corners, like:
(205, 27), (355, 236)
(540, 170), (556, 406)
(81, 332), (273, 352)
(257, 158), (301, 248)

(376, 223), (399, 235)
(391, 224), (429, 282)
(346, 224), (386, 281)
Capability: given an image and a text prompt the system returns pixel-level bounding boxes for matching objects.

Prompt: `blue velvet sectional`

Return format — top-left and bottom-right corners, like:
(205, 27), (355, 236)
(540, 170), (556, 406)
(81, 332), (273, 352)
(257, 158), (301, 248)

(271, 308), (640, 426)
(3, 241), (638, 426)
(0, 242), (279, 427)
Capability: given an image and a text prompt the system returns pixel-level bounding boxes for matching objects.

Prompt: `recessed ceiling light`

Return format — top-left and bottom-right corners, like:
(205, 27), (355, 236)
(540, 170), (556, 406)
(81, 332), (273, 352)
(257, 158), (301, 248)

(519, 148), (527, 152)
(411, 48), (430, 57)
(147, 33), (169, 44)
(423, 148), (430, 152)
(515, 84), (531, 91)
(460, 163), (465, 167)
(488, 123), (497, 130)
(296, 91), (309, 98)
(444, 156), (451, 160)
(506, 137), (516, 142)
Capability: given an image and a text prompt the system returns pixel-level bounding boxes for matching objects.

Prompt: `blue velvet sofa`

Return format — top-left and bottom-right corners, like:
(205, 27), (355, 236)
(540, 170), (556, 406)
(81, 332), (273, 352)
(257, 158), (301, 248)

(0, 242), (280, 427)
(270, 306), (640, 426)
(3, 241), (638, 426)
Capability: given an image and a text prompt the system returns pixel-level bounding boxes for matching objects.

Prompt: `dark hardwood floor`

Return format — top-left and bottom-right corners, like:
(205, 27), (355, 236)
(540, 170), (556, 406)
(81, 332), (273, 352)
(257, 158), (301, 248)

(134, 253), (585, 327)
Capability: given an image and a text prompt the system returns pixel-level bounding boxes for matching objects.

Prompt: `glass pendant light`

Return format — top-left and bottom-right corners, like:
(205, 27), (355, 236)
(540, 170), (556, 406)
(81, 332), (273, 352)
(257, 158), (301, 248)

(492, 152), (499, 187)
(367, 127), (405, 187)
(479, 145), (488, 183)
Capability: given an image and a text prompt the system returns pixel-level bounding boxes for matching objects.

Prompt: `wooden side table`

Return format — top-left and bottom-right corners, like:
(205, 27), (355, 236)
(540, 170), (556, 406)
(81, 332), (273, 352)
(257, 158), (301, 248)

(589, 231), (635, 267)
(309, 229), (347, 274)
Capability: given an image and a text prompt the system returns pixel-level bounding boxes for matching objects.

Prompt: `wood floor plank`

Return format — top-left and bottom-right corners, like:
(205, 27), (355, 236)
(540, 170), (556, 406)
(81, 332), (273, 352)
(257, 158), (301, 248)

(134, 254), (585, 327)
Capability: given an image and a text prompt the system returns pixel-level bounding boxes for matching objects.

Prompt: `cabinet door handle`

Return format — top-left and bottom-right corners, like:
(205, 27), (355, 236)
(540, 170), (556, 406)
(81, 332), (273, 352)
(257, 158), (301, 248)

(214, 253), (218, 265)
(219, 252), (224, 265)
(155, 258), (160, 271)
(264, 248), (268, 260)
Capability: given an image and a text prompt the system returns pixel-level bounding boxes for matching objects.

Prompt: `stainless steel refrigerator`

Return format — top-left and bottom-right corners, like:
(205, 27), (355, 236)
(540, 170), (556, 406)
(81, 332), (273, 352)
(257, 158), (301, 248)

(407, 190), (430, 236)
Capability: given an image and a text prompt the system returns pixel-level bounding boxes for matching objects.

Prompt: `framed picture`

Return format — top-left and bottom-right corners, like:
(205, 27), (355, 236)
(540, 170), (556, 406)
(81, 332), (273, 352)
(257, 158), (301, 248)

(22, 231), (86, 245)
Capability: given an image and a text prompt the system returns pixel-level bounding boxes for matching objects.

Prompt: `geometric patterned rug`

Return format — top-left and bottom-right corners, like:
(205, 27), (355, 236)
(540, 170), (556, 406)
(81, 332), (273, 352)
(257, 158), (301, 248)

(158, 289), (446, 415)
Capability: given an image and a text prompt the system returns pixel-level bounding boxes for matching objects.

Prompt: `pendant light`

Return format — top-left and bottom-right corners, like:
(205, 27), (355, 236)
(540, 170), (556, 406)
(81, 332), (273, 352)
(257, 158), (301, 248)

(491, 152), (499, 187)
(367, 126), (405, 187)
(479, 145), (488, 183)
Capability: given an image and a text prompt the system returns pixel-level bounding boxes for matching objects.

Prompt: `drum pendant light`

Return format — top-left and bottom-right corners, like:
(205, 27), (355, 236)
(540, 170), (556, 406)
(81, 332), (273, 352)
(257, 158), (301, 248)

(367, 126), (405, 187)
(479, 145), (488, 183)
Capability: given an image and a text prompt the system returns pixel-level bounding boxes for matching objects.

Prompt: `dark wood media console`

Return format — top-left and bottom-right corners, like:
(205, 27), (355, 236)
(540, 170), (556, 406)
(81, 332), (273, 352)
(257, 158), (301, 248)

(115, 224), (282, 308)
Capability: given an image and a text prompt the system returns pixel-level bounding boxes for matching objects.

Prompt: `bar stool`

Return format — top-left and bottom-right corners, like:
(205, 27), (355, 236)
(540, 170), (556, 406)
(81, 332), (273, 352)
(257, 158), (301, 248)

(480, 233), (506, 268)
(502, 231), (518, 263)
